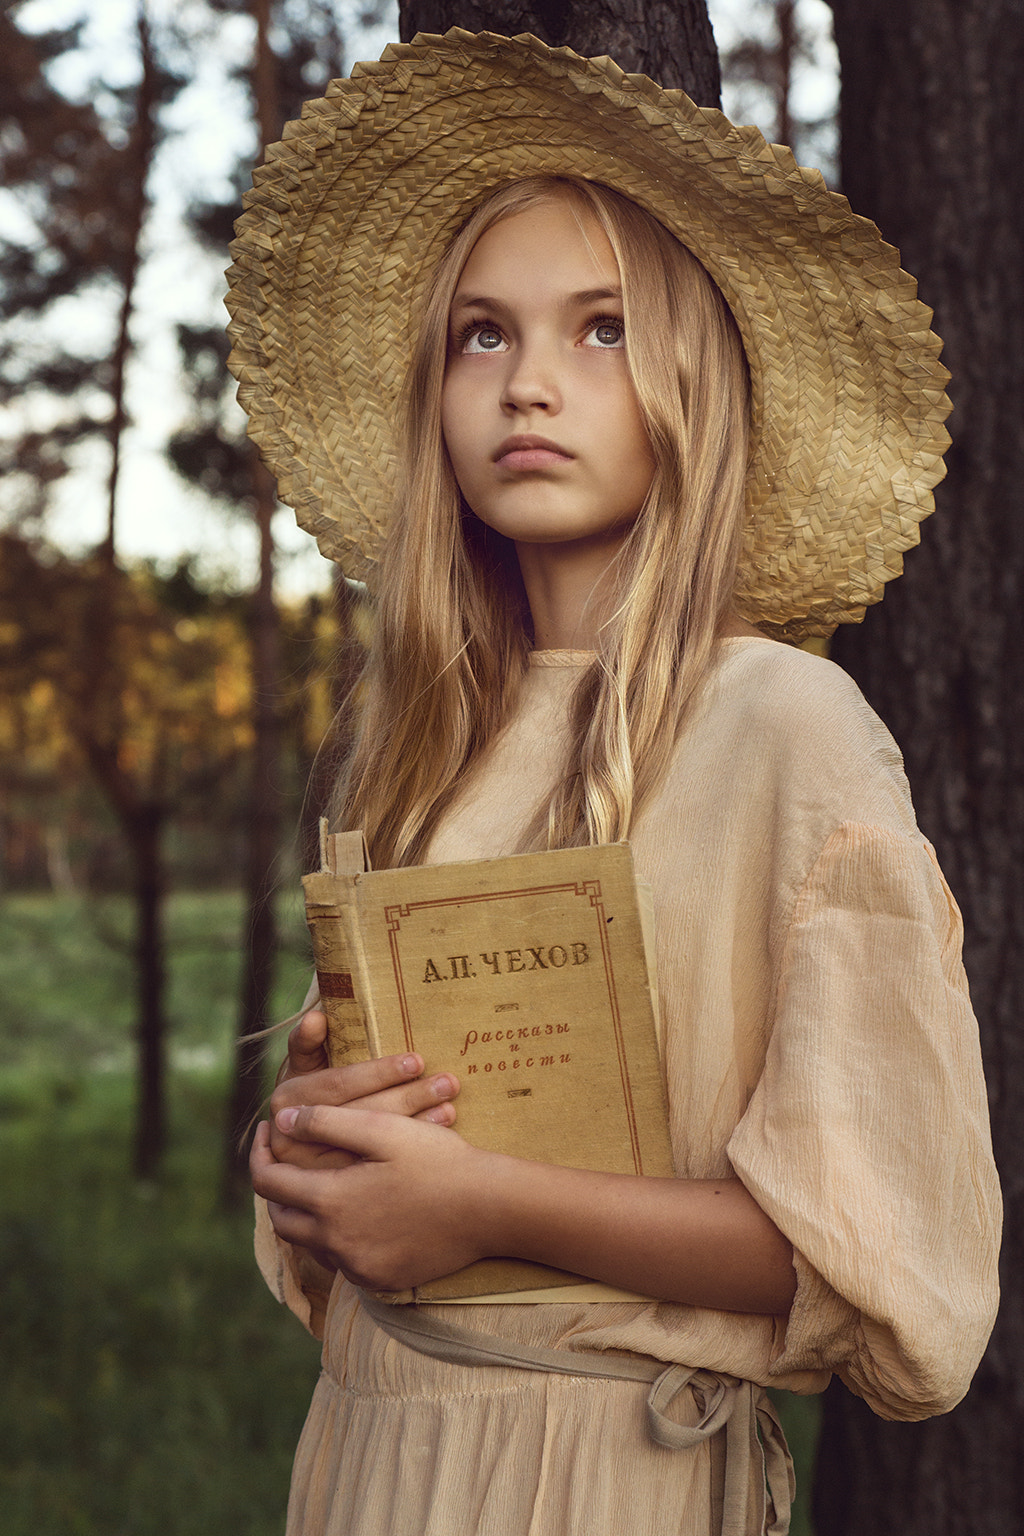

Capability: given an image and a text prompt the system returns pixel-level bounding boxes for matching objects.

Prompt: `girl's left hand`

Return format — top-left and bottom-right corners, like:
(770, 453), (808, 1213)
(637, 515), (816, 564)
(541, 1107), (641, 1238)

(250, 1106), (492, 1292)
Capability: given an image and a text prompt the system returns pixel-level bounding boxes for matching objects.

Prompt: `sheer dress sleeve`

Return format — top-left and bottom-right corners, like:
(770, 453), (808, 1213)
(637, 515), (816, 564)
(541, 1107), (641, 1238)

(727, 821), (1001, 1420)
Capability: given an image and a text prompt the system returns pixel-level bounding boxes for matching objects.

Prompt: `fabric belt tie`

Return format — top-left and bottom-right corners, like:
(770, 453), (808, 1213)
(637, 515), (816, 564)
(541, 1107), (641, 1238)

(358, 1291), (793, 1536)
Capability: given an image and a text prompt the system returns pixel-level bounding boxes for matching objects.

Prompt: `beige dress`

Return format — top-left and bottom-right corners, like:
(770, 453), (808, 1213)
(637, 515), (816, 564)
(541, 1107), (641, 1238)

(260, 638), (1001, 1535)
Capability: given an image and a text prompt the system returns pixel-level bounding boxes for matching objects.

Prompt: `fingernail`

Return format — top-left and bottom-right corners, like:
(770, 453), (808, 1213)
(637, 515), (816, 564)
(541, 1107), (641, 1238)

(401, 1054), (421, 1075)
(432, 1075), (456, 1100)
(426, 1103), (454, 1125)
(276, 1106), (300, 1131)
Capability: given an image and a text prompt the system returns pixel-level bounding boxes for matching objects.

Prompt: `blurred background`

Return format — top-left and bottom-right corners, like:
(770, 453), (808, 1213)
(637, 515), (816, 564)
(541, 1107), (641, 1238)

(3, 2), (1015, 1533)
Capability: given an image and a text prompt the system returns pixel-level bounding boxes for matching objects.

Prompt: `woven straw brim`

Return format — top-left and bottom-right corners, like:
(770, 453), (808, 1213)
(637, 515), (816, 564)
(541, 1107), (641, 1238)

(226, 28), (951, 640)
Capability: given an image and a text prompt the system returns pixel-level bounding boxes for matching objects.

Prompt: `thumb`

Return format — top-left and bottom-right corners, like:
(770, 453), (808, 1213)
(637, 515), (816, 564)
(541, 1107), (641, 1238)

(286, 1010), (329, 1072)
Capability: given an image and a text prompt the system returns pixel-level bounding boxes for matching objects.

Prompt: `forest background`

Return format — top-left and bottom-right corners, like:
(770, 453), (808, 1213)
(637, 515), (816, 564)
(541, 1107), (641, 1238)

(1, 2), (1019, 1534)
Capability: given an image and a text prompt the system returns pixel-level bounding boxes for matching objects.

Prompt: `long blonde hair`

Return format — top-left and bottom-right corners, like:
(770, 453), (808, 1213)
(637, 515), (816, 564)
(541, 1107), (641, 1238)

(335, 176), (750, 867)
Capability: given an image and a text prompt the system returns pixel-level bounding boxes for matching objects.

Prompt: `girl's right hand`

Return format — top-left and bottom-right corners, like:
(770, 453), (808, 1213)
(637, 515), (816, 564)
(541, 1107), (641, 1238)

(269, 1023), (459, 1169)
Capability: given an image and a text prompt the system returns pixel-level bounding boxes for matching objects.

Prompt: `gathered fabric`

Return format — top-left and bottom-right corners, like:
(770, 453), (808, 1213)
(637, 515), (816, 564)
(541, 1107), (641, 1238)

(286, 1282), (785, 1535)
(358, 1291), (793, 1536)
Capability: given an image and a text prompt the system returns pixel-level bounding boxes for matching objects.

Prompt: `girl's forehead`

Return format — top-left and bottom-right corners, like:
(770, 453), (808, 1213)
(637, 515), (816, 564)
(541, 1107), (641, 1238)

(454, 200), (620, 295)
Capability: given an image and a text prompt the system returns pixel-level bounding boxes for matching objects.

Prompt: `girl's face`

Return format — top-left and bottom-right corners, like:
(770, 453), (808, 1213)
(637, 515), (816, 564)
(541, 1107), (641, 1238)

(441, 199), (656, 553)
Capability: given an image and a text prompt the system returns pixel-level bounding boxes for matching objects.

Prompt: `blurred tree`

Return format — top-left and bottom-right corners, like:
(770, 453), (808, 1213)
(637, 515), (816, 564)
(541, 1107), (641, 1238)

(0, 7), (120, 520)
(0, 2), (181, 529)
(716, 0), (836, 172)
(0, 533), (255, 1169)
(102, 6), (159, 565)
(220, 0), (288, 1208)
(170, 0), (384, 1201)
(0, 3), (186, 1177)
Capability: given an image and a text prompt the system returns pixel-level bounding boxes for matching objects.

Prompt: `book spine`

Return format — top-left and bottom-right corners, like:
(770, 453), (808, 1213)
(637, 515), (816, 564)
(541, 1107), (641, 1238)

(303, 868), (404, 1300)
(301, 873), (371, 1067)
(338, 896), (381, 1057)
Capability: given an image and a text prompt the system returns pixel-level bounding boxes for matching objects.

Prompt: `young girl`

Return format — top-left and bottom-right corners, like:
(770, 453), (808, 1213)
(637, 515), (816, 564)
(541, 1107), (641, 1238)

(229, 29), (1001, 1536)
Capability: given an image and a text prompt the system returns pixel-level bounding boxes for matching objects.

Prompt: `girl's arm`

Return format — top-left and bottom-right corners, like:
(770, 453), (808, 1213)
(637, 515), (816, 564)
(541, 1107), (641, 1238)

(250, 1105), (796, 1316)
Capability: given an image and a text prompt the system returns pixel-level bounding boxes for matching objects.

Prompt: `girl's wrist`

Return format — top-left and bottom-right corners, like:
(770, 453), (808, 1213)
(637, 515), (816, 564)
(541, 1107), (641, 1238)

(460, 1146), (536, 1264)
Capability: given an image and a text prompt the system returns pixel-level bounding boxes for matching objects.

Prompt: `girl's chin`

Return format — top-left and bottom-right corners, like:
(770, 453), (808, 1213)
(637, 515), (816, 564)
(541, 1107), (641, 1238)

(469, 508), (637, 549)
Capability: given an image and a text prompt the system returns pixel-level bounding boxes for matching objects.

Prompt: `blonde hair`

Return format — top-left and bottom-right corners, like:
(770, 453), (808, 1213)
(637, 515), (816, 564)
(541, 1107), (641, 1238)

(335, 176), (750, 866)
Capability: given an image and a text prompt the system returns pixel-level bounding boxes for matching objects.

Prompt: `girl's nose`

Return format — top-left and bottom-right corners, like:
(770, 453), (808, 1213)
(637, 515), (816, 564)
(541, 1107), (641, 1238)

(499, 341), (562, 415)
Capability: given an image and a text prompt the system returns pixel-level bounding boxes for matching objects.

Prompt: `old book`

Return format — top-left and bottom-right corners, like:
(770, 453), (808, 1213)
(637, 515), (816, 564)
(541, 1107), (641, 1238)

(302, 826), (673, 1303)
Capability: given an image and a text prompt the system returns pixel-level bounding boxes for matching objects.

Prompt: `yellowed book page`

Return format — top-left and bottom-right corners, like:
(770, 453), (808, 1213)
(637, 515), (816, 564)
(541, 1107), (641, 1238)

(431, 1281), (649, 1304)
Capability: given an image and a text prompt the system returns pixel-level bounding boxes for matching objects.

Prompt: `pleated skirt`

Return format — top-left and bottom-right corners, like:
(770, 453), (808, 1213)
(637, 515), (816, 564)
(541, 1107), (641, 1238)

(285, 1285), (754, 1536)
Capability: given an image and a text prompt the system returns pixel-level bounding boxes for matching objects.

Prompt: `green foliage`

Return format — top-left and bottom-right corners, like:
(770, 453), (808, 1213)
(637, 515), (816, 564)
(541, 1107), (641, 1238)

(0, 890), (319, 1534)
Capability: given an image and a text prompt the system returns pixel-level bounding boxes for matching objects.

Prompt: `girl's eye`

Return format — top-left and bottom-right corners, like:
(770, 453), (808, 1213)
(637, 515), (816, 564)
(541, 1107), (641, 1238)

(460, 324), (507, 355)
(583, 318), (625, 349)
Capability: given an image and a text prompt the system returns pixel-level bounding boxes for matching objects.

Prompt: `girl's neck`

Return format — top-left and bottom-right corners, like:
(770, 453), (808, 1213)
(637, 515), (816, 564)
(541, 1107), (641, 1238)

(517, 536), (765, 650)
(718, 611), (764, 640)
(515, 533), (627, 650)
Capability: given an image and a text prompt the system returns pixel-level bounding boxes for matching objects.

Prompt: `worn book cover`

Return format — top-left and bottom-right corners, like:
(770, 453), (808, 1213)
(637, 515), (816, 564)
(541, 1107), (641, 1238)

(302, 831), (673, 1302)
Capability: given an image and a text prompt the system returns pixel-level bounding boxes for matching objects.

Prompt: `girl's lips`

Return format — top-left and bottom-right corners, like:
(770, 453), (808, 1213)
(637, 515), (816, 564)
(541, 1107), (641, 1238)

(496, 447), (573, 471)
(493, 436), (574, 472)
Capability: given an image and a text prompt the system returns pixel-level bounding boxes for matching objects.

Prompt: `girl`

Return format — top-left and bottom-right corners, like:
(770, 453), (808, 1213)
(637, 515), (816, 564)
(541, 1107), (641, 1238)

(230, 29), (1001, 1536)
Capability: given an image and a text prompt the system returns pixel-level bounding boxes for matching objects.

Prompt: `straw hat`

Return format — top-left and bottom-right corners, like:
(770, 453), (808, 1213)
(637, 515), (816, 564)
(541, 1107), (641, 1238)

(226, 28), (950, 640)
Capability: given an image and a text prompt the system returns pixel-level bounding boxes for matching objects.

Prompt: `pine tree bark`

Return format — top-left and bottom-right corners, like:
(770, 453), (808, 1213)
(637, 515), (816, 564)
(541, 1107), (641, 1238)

(818, 4), (1023, 1531)
(398, 0), (721, 104)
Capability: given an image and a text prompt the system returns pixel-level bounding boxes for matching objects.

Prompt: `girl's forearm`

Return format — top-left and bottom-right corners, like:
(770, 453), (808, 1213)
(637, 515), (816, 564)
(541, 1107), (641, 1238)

(257, 1107), (796, 1311)
(470, 1153), (797, 1315)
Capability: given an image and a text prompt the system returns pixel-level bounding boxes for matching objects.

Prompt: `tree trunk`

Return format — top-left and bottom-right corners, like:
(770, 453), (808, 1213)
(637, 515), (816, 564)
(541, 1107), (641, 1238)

(774, 0), (795, 147)
(224, 452), (283, 1204)
(130, 800), (168, 1180)
(103, 6), (157, 566)
(78, 613), (171, 1181)
(398, 0), (721, 104)
(818, 4), (1024, 1531)
(222, 0), (287, 1205)
(95, 7), (168, 1180)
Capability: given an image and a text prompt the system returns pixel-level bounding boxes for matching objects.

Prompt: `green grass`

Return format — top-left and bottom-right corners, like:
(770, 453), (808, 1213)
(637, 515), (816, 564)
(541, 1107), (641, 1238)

(0, 1071), (323, 1535)
(0, 890), (817, 1533)
(0, 890), (321, 1535)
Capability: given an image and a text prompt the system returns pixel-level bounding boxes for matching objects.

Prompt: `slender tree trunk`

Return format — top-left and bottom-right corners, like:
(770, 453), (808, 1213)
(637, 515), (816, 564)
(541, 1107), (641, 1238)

(222, 0), (286, 1204)
(103, 5), (157, 567)
(91, 6), (168, 1178)
(774, 0), (795, 147)
(80, 698), (170, 1180)
(130, 800), (168, 1179)
(224, 448), (283, 1203)
(398, 0), (721, 104)
(818, 4), (1024, 1531)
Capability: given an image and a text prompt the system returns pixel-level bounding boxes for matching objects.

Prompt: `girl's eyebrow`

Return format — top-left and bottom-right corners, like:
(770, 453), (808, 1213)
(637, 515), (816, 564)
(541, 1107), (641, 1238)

(567, 285), (623, 307)
(450, 285), (623, 315)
